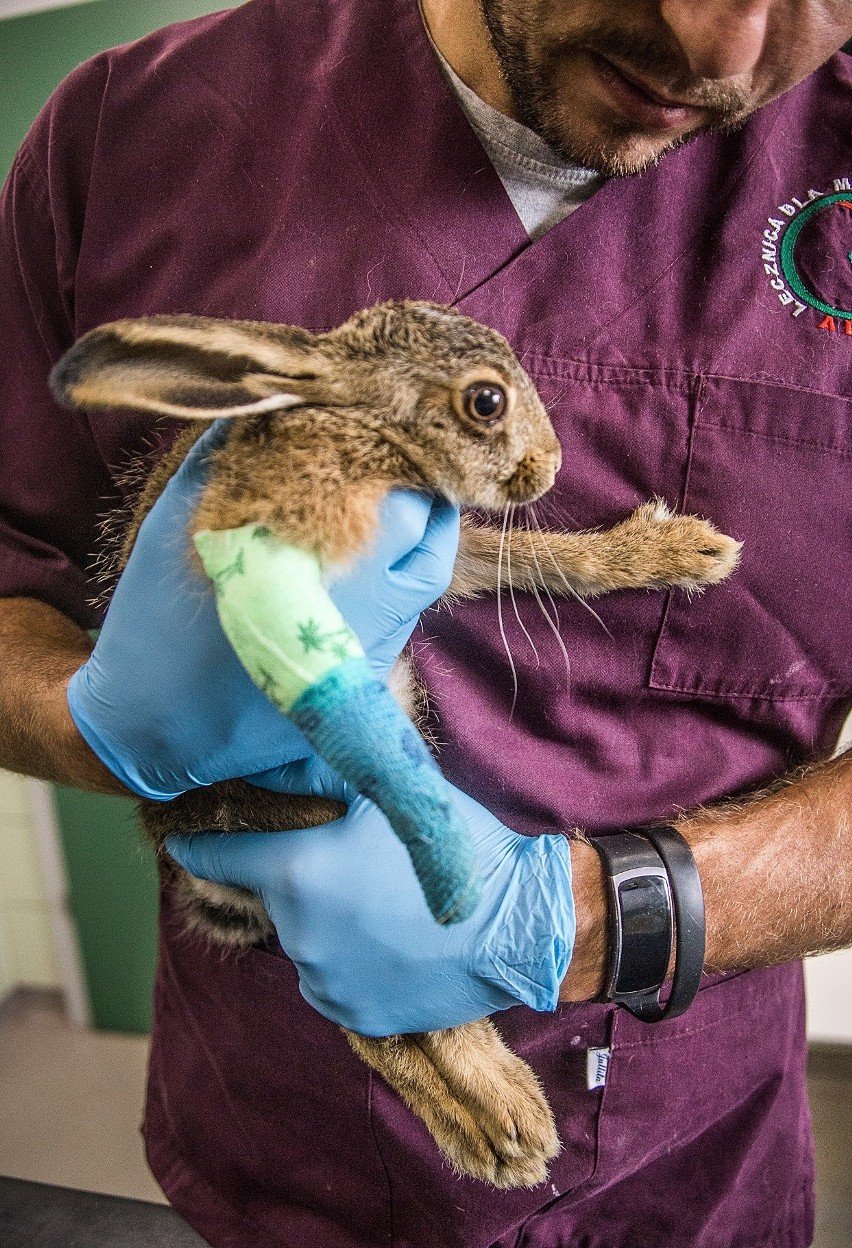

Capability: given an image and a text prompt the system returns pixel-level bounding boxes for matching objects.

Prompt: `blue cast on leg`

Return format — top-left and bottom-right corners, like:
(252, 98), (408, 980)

(289, 660), (481, 925)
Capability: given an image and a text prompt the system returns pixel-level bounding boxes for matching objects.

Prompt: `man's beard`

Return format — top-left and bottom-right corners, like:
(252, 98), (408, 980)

(477, 1), (756, 175)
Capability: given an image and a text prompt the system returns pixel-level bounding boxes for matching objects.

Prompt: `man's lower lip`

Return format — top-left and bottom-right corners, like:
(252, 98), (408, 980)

(589, 53), (702, 132)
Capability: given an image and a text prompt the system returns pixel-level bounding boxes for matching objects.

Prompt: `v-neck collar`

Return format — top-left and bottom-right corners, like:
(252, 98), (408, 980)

(456, 101), (785, 359)
(320, 0), (789, 357)
(325, 0), (530, 301)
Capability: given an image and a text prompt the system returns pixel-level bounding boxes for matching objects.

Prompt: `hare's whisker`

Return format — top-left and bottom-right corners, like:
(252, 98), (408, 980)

(529, 508), (613, 639)
(530, 578), (573, 691)
(496, 508), (519, 718)
(522, 516), (573, 689)
(506, 505), (540, 668)
(450, 256), (467, 307)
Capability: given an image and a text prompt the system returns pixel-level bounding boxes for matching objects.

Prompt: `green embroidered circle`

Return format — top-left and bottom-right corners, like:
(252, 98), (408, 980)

(779, 192), (852, 319)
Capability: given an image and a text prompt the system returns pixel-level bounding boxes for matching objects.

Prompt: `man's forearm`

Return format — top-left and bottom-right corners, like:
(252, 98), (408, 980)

(681, 749), (852, 971)
(0, 597), (129, 794)
(561, 747), (852, 1002)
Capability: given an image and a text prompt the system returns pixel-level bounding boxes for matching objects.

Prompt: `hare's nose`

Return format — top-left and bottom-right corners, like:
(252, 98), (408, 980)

(507, 446), (560, 502)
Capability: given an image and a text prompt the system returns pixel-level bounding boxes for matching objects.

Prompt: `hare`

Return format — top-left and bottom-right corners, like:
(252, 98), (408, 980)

(52, 300), (740, 1189)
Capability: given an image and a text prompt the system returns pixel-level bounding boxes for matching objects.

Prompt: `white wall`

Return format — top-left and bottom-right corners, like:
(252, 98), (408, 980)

(0, 771), (60, 996)
(806, 949), (852, 1043)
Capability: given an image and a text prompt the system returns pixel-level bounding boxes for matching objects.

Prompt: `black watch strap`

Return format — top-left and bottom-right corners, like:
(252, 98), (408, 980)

(641, 825), (706, 1021)
(589, 827), (705, 1023)
(588, 832), (673, 1023)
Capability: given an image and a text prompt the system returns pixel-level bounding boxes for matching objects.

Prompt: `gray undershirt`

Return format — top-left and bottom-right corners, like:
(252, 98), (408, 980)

(434, 49), (604, 238)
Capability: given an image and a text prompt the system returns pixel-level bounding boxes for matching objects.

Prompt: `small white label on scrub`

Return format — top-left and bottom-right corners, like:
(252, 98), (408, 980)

(586, 1047), (610, 1090)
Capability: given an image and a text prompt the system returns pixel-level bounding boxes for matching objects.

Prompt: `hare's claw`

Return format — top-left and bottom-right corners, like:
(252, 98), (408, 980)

(623, 499), (742, 592)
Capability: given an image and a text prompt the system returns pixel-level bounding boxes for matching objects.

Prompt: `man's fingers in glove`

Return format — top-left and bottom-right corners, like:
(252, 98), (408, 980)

(390, 495), (460, 592)
(247, 755), (351, 801)
(329, 490), (460, 596)
(166, 830), (279, 894)
(165, 418), (232, 493)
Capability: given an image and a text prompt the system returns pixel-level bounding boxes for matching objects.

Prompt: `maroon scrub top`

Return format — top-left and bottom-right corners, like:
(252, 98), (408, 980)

(2, 1), (851, 1244)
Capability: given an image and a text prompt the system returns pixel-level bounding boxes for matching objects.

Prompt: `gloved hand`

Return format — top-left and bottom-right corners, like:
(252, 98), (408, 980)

(165, 762), (575, 1036)
(67, 422), (460, 800)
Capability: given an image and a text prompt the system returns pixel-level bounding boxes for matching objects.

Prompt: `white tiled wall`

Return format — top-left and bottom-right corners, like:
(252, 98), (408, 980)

(0, 771), (61, 999)
(0, 1), (95, 18)
(808, 718), (852, 1042)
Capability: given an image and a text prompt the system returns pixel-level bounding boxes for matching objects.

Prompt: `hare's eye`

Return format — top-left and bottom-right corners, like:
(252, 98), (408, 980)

(463, 383), (507, 425)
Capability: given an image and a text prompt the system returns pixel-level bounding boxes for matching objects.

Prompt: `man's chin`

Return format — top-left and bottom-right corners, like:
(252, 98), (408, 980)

(535, 113), (709, 177)
(579, 134), (686, 177)
(532, 97), (755, 177)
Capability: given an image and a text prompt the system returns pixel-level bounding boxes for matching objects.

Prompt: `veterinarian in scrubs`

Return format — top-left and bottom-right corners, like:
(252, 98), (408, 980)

(1, 1), (852, 1244)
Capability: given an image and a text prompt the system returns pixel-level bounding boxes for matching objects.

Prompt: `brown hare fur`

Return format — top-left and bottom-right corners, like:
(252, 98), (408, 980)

(53, 300), (741, 1189)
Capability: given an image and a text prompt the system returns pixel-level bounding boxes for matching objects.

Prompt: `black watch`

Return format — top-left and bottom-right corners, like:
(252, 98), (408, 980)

(588, 832), (673, 1022)
(588, 826), (705, 1024)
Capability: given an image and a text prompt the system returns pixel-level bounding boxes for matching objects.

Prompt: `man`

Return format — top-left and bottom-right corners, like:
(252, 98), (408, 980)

(1, 0), (851, 1243)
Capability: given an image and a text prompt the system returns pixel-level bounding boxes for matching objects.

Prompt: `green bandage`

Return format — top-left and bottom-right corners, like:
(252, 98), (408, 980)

(193, 524), (364, 714)
(194, 521), (482, 924)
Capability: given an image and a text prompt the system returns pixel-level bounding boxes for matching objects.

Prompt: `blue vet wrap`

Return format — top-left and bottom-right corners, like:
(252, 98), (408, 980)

(289, 659), (482, 925)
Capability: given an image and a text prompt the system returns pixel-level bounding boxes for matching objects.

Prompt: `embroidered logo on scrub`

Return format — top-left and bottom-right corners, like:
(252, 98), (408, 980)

(761, 179), (852, 333)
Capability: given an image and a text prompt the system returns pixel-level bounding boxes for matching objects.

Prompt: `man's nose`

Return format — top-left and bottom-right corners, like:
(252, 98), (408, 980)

(660, 0), (772, 79)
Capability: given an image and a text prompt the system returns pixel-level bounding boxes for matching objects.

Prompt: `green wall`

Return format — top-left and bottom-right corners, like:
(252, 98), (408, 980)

(52, 786), (160, 1034)
(2, 0), (241, 1033)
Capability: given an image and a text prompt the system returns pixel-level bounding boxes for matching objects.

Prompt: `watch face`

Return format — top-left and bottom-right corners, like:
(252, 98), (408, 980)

(616, 876), (672, 994)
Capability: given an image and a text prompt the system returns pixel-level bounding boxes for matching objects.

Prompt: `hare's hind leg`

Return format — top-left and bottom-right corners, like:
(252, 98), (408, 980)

(345, 1020), (560, 1188)
(140, 781), (345, 949)
(453, 500), (741, 599)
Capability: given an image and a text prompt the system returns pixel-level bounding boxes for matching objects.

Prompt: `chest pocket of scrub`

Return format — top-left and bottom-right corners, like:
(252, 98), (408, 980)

(649, 376), (852, 704)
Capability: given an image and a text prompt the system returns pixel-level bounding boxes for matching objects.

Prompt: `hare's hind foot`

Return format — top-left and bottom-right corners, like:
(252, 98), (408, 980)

(613, 498), (741, 592)
(141, 781), (345, 949)
(346, 1019), (560, 1189)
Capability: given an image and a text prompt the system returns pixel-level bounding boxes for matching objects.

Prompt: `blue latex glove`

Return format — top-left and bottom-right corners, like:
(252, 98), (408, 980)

(67, 422), (460, 800)
(166, 762), (575, 1036)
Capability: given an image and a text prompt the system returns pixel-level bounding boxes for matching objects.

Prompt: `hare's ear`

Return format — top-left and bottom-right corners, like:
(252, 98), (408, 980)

(50, 315), (331, 420)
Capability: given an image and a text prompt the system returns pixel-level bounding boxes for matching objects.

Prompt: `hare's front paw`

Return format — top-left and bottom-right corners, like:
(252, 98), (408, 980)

(347, 1022), (560, 1189)
(621, 499), (741, 592)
